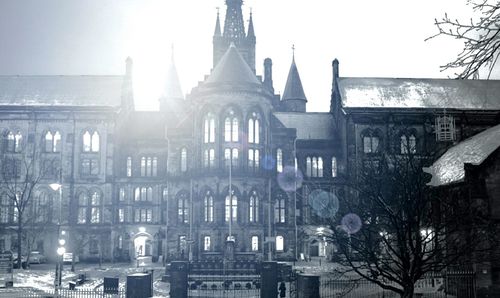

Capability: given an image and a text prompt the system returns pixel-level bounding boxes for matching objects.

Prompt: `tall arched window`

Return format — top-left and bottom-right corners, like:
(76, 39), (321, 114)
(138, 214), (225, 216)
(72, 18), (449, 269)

(274, 196), (286, 223)
(225, 191), (237, 222)
(306, 156), (323, 177)
(204, 191), (214, 223)
(332, 157), (337, 177)
(248, 112), (260, 144)
(77, 192), (88, 224)
(248, 149), (260, 171)
(83, 130), (99, 152)
(44, 131), (61, 152)
(249, 191), (259, 223)
(203, 149), (215, 169)
(0, 193), (8, 223)
(90, 190), (101, 224)
(224, 148), (239, 169)
(276, 148), (283, 173)
(251, 236), (259, 251)
(401, 134), (417, 154)
(204, 113), (216, 143)
(5, 131), (22, 153)
(177, 194), (189, 224)
(14, 132), (22, 153)
(180, 148), (188, 172)
(224, 110), (238, 142)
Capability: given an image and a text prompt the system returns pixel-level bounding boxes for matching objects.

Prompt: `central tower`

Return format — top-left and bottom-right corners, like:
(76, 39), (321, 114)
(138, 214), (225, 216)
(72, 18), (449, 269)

(213, 0), (256, 73)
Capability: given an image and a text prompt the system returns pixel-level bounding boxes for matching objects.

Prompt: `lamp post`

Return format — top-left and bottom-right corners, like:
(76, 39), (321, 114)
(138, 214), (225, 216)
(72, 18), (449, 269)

(49, 182), (64, 293)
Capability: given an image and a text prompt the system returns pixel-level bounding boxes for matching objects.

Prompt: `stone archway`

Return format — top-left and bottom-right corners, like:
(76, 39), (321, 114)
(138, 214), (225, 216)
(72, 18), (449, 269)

(133, 232), (153, 258)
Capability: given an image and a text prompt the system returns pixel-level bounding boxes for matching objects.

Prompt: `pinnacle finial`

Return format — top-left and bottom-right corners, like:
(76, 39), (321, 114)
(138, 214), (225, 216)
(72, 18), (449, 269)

(292, 44), (295, 61)
(171, 44), (175, 63)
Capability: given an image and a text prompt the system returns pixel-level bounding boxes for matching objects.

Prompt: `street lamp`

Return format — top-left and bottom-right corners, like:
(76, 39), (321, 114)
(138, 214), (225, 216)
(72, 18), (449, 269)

(49, 182), (64, 293)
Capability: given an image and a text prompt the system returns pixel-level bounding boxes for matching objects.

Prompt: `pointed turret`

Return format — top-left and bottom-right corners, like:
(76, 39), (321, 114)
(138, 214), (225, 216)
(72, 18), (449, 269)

(282, 52), (307, 112)
(214, 9), (222, 38)
(159, 49), (184, 112)
(213, 0), (256, 73)
(247, 11), (255, 40)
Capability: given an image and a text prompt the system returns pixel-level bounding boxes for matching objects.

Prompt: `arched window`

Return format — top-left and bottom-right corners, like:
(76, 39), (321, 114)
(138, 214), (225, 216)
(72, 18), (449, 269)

(90, 190), (101, 223)
(401, 134), (417, 154)
(204, 191), (214, 223)
(276, 148), (283, 173)
(363, 132), (380, 154)
(140, 157), (158, 176)
(204, 113), (216, 143)
(126, 157), (132, 177)
(251, 236), (259, 251)
(306, 157), (312, 177)
(177, 194), (189, 224)
(224, 148), (239, 169)
(249, 191), (259, 223)
(180, 148), (188, 172)
(5, 131), (22, 153)
(332, 157), (337, 177)
(14, 132), (22, 153)
(83, 130), (99, 152)
(77, 192), (88, 224)
(248, 149), (260, 171)
(34, 192), (51, 223)
(0, 193), (9, 223)
(306, 156), (323, 177)
(203, 149), (215, 169)
(203, 236), (211, 251)
(274, 196), (286, 223)
(225, 191), (237, 222)
(276, 235), (284, 251)
(224, 110), (238, 142)
(248, 112), (260, 144)
(45, 131), (61, 152)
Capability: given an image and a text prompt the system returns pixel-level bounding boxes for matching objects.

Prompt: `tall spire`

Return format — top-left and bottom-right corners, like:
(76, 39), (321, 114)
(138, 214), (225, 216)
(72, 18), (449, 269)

(282, 48), (307, 112)
(214, 7), (221, 37)
(223, 0), (245, 41)
(247, 9), (255, 38)
(161, 46), (183, 105)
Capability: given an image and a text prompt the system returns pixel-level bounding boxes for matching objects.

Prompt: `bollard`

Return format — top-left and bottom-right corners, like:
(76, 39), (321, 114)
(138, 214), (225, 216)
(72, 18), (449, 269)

(297, 274), (320, 298)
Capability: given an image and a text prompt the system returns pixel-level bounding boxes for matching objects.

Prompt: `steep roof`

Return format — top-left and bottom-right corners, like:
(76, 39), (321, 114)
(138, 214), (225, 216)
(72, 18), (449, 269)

(162, 60), (183, 100)
(339, 77), (500, 109)
(424, 124), (500, 186)
(273, 112), (335, 140)
(205, 44), (260, 85)
(282, 59), (307, 102)
(0, 75), (125, 107)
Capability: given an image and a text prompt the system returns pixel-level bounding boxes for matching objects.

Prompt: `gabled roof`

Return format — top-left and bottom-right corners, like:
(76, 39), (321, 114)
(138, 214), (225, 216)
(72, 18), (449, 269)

(205, 44), (260, 85)
(424, 124), (500, 186)
(282, 59), (307, 102)
(273, 112), (335, 140)
(339, 77), (500, 109)
(0, 75), (125, 107)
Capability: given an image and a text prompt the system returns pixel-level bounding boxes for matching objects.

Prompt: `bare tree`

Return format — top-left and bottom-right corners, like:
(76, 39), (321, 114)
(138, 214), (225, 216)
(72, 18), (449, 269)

(326, 152), (493, 298)
(427, 0), (500, 79)
(0, 154), (49, 269)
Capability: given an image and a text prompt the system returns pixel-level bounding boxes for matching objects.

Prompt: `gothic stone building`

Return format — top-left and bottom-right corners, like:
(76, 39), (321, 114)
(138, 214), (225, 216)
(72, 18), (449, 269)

(1, 0), (500, 281)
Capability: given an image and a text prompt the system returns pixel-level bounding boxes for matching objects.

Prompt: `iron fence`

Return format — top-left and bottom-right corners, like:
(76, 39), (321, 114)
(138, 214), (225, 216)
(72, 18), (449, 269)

(187, 274), (260, 297)
(319, 270), (475, 298)
(4, 288), (126, 298)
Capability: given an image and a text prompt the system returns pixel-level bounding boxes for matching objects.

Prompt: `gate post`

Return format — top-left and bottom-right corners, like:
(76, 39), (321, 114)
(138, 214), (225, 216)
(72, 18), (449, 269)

(261, 261), (278, 298)
(297, 274), (320, 298)
(169, 261), (188, 298)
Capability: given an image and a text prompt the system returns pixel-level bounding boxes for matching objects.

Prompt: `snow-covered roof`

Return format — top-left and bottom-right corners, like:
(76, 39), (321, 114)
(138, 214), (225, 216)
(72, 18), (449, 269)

(339, 77), (500, 109)
(0, 75), (125, 107)
(424, 124), (500, 186)
(273, 112), (335, 140)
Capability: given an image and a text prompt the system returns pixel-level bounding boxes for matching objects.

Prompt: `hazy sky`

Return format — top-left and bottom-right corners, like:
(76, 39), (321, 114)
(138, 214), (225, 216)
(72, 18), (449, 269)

(0, 0), (496, 112)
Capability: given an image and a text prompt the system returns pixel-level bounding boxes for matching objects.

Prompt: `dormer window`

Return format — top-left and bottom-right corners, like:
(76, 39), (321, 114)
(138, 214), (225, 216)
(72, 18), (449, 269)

(435, 115), (456, 141)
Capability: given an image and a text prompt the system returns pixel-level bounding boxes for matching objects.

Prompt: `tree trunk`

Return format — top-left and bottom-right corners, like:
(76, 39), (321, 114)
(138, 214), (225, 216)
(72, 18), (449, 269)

(400, 284), (415, 298)
(16, 219), (23, 269)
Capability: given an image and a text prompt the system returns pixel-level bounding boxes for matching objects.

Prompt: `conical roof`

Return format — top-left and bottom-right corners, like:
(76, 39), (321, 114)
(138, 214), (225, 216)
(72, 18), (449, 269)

(206, 44), (260, 85)
(163, 59), (183, 100)
(282, 58), (307, 102)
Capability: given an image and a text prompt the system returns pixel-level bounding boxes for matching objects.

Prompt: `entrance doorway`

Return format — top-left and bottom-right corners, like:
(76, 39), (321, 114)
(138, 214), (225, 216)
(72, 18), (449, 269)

(133, 233), (153, 257)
